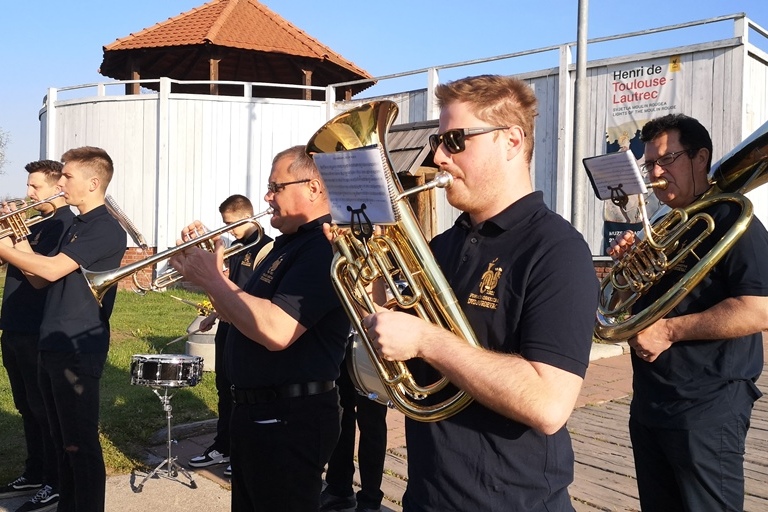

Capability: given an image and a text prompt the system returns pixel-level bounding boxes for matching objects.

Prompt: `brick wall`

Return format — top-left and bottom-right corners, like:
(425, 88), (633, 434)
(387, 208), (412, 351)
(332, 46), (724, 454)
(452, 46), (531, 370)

(113, 247), (157, 291)
(593, 256), (612, 281)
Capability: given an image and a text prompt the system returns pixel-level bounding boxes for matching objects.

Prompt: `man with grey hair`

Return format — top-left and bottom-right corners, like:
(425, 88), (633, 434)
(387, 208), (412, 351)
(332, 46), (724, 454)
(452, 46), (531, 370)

(170, 145), (349, 512)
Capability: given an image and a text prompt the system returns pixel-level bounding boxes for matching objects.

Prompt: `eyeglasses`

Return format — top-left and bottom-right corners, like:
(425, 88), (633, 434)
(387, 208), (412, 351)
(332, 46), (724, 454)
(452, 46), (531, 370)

(640, 150), (691, 174)
(428, 126), (510, 155)
(266, 179), (310, 194)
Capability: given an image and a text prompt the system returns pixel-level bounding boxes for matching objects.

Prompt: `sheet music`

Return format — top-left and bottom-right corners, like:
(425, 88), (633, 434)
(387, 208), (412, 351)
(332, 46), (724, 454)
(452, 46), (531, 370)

(583, 150), (647, 201)
(312, 146), (396, 225)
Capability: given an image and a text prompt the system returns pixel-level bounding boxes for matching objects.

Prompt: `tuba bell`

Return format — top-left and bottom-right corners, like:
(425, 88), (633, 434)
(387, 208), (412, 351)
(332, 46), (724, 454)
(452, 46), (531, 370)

(306, 100), (481, 422)
(595, 120), (768, 341)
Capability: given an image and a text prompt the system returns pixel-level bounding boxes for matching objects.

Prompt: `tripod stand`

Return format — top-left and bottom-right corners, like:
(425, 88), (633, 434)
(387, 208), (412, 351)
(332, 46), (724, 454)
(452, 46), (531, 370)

(136, 386), (197, 492)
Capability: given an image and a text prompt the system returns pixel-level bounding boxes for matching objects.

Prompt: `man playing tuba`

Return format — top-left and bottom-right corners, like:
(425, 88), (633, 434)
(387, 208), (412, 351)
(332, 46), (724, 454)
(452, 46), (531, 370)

(609, 114), (768, 511)
(357, 75), (599, 511)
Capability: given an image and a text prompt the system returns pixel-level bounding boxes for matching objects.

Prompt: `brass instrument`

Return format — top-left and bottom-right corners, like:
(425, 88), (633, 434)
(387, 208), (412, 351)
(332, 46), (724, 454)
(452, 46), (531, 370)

(82, 209), (271, 304)
(0, 192), (65, 240)
(596, 120), (768, 341)
(149, 236), (266, 291)
(306, 100), (481, 422)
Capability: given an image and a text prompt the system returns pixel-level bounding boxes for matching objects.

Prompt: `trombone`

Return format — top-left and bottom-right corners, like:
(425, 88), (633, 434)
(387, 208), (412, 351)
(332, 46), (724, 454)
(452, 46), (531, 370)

(0, 192), (66, 240)
(82, 209), (272, 304)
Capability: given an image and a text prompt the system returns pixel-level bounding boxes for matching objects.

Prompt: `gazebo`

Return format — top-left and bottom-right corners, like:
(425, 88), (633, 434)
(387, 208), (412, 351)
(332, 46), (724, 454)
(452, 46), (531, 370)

(98, 0), (373, 100)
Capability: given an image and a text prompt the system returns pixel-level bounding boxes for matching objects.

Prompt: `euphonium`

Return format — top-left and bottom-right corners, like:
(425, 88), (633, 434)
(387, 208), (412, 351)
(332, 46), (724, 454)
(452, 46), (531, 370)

(596, 120), (768, 341)
(0, 192), (65, 240)
(82, 210), (271, 304)
(306, 100), (481, 422)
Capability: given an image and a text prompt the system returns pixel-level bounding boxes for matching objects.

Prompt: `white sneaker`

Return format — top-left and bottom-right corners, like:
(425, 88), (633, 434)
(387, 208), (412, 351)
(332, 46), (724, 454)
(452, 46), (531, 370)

(188, 448), (230, 468)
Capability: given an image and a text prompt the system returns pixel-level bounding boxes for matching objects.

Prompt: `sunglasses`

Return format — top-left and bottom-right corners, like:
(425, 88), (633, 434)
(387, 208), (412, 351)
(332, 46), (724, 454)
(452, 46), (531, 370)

(428, 126), (510, 154)
(266, 179), (310, 194)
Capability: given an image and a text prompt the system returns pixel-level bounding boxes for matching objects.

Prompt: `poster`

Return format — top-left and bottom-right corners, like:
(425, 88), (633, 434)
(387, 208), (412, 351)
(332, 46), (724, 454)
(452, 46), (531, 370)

(601, 55), (683, 253)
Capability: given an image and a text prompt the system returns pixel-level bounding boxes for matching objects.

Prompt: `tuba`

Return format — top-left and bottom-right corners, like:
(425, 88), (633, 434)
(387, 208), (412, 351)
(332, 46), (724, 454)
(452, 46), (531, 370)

(595, 120), (768, 341)
(306, 100), (481, 422)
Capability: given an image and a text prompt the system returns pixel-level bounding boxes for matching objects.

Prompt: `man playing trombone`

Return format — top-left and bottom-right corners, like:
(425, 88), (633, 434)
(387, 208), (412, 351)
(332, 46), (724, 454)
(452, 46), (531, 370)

(0, 160), (74, 512)
(170, 146), (348, 512)
(0, 147), (126, 512)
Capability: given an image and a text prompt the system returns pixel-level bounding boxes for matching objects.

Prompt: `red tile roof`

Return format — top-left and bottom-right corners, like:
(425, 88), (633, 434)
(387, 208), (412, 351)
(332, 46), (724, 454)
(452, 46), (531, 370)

(102, 0), (370, 80)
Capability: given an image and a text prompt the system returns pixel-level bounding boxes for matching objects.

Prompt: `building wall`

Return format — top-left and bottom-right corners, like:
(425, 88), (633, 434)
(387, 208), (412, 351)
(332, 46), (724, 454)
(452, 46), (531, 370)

(41, 17), (768, 260)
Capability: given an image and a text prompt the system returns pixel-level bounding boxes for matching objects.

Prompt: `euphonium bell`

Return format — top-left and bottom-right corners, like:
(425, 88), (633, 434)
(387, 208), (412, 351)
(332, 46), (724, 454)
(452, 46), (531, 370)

(306, 100), (482, 422)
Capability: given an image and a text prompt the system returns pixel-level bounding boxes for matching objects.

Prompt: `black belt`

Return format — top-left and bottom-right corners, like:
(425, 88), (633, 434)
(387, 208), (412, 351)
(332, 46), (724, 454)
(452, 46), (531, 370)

(231, 380), (335, 404)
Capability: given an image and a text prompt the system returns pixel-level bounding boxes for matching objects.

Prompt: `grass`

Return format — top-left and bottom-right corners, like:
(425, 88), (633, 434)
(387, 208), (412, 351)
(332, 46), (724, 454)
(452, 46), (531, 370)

(0, 283), (219, 483)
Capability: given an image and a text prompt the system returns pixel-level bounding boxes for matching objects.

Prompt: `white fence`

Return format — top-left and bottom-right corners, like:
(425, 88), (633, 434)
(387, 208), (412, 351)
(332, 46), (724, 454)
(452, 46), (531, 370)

(40, 13), (768, 254)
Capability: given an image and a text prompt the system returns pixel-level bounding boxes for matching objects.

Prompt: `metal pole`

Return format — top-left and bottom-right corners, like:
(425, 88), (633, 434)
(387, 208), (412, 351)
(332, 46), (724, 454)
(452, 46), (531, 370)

(572, 0), (589, 234)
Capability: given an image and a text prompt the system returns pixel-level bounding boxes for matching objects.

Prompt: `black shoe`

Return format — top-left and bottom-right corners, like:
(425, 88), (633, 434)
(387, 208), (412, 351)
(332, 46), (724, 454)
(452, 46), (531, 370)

(223, 465), (231, 477)
(319, 488), (356, 512)
(0, 476), (43, 498)
(15, 485), (59, 512)
(188, 448), (229, 468)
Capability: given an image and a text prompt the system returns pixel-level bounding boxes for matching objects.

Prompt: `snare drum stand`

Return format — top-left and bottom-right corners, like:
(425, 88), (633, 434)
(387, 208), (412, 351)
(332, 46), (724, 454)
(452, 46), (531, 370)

(136, 386), (197, 492)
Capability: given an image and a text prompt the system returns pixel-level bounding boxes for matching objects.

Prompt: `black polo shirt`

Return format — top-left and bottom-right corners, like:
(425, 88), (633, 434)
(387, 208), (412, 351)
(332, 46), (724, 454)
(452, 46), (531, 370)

(0, 206), (75, 333)
(226, 215), (349, 387)
(39, 204), (127, 353)
(631, 199), (768, 429)
(215, 230), (273, 343)
(404, 191), (599, 512)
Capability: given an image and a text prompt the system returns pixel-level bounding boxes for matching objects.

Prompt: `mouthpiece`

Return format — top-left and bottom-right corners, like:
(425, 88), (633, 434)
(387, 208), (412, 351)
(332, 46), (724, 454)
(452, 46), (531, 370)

(647, 178), (668, 190)
(434, 171), (454, 189)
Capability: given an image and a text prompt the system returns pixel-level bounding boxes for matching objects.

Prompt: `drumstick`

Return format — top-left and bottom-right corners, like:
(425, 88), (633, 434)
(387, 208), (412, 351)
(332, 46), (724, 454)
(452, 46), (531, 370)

(164, 328), (205, 348)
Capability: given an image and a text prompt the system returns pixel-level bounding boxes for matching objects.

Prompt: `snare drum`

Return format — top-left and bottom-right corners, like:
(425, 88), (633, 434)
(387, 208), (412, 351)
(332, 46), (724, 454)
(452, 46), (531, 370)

(130, 354), (203, 388)
(346, 332), (391, 407)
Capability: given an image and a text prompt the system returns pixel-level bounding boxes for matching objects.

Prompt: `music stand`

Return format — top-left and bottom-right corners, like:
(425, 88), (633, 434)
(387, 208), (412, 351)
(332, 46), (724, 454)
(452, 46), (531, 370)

(135, 386), (197, 492)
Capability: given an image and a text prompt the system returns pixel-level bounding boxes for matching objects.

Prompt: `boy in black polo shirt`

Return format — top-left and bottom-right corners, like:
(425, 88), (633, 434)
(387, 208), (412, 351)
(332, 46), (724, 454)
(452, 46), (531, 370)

(0, 160), (74, 511)
(0, 146), (127, 512)
(188, 194), (273, 475)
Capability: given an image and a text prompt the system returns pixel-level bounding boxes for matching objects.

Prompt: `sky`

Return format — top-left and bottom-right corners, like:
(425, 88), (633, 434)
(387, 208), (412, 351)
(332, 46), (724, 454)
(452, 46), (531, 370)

(1, 0), (767, 195)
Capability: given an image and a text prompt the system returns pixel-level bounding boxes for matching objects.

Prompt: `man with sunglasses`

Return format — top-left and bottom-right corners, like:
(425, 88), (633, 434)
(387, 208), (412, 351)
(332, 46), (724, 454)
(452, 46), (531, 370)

(609, 114), (768, 511)
(359, 75), (599, 511)
(187, 194), (273, 477)
(169, 145), (349, 512)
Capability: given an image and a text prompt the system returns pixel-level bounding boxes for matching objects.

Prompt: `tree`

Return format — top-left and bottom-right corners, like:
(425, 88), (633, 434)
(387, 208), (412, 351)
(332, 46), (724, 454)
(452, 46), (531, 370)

(0, 127), (9, 174)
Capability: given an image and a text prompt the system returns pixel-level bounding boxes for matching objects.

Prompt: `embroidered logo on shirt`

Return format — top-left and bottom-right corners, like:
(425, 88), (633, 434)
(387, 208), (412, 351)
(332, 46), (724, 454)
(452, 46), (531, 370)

(467, 258), (501, 310)
(259, 253), (284, 284)
(241, 251), (253, 268)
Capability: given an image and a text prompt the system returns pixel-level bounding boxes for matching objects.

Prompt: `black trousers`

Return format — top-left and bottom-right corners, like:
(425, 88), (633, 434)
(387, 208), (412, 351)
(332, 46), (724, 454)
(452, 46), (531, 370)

(630, 412), (749, 512)
(1, 331), (57, 487)
(324, 361), (388, 509)
(230, 388), (341, 512)
(211, 327), (232, 456)
(38, 350), (107, 512)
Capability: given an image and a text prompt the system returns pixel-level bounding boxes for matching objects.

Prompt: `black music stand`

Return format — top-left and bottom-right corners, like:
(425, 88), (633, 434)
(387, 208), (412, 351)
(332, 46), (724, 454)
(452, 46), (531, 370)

(135, 386), (197, 492)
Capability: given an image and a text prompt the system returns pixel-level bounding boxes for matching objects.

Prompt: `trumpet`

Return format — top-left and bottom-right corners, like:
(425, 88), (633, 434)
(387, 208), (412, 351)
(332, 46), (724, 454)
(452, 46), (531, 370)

(144, 233), (268, 291)
(82, 209), (272, 304)
(0, 192), (66, 240)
